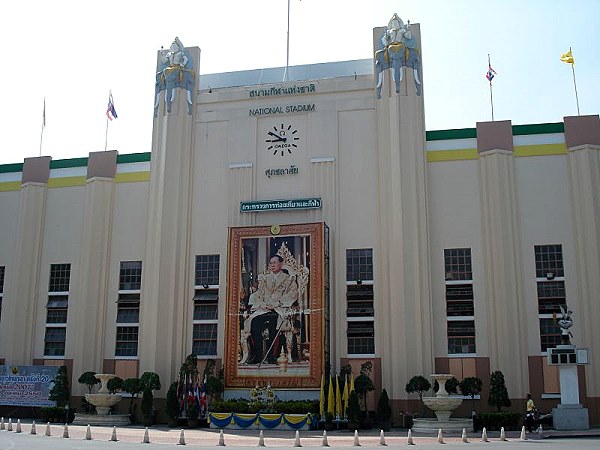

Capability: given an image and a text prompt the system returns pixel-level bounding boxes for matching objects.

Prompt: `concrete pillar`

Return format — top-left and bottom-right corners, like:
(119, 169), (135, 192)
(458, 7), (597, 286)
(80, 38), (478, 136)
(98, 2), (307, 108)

(476, 120), (528, 397)
(0, 157), (50, 363)
(69, 151), (117, 381)
(373, 23), (434, 399)
(564, 114), (600, 398)
(139, 46), (200, 391)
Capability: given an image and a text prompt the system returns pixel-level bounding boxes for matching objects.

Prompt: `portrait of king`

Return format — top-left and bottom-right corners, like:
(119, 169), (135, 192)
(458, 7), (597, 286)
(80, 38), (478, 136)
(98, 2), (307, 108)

(225, 223), (325, 388)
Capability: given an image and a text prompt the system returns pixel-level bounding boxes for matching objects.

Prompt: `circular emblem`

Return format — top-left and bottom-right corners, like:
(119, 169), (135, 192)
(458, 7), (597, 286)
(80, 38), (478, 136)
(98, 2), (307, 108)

(270, 224), (281, 235)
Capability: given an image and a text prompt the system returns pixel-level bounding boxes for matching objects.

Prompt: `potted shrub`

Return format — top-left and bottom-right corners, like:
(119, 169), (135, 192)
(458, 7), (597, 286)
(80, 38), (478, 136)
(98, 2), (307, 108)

(405, 375), (431, 416)
(354, 362), (375, 429)
(459, 376), (483, 416)
(324, 411), (335, 431)
(488, 371), (510, 412)
(49, 366), (70, 410)
(78, 371), (100, 413)
(434, 376), (459, 395)
(187, 403), (200, 428)
(376, 389), (392, 431)
(165, 382), (180, 427)
(140, 371), (161, 426)
(204, 360), (225, 403)
(122, 377), (143, 423)
(107, 376), (124, 394)
(347, 391), (360, 432)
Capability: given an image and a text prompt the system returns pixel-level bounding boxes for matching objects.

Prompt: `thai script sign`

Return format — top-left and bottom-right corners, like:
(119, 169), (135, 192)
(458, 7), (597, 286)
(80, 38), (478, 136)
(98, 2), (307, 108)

(265, 165), (299, 178)
(249, 104), (315, 116)
(0, 365), (59, 407)
(249, 84), (316, 98)
(240, 198), (321, 212)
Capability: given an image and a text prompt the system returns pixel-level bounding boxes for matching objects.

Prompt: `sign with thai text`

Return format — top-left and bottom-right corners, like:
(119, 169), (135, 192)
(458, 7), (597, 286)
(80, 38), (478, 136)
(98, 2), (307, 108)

(240, 198), (321, 212)
(249, 84), (316, 98)
(0, 365), (59, 407)
(265, 165), (299, 178)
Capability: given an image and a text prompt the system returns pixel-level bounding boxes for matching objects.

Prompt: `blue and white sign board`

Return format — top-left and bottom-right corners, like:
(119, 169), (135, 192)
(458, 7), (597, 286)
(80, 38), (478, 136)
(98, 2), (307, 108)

(0, 365), (59, 407)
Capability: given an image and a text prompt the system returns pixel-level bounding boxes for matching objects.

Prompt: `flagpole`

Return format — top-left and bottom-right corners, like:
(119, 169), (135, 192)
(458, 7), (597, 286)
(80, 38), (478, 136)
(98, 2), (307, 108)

(39, 98), (46, 156)
(284, 0), (290, 82)
(104, 116), (109, 151)
(570, 49), (580, 115)
(488, 54), (495, 121)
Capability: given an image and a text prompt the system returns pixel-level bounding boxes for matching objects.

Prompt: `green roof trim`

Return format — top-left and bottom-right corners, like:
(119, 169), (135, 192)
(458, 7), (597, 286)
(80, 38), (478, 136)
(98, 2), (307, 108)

(0, 162), (24, 174)
(512, 122), (564, 135)
(426, 121), (565, 142)
(50, 157), (89, 169)
(426, 128), (477, 141)
(117, 152), (151, 164)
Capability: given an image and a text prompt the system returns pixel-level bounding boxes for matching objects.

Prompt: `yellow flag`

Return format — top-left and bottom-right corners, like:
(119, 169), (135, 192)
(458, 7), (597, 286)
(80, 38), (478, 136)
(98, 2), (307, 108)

(319, 373), (325, 417)
(327, 376), (335, 416)
(335, 376), (342, 418)
(560, 48), (574, 65)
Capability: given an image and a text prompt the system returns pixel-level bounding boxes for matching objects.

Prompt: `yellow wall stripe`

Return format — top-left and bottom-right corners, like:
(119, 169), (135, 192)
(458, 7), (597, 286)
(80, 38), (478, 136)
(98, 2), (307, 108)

(426, 148), (478, 162)
(427, 143), (568, 162)
(48, 176), (87, 188)
(513, 143), (567, 157)
(0, 181), (21, 192)
(115, 171), (150, 183)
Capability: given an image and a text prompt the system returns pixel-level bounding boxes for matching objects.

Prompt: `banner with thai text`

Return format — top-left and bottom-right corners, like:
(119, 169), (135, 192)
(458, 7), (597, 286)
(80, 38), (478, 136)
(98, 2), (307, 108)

(0, 365), (58, 407)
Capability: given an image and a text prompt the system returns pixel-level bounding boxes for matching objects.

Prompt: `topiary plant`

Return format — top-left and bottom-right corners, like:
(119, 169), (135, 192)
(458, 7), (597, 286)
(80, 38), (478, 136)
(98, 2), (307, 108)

(165, 382), (180, 424)
(78, 371), (100, 394)
(122, 377), (143, 418)
(406, 375), (431, 416)
(49, 366), (70, 408)
(107, 376), (124, 394)
(354, 362), (375, 417)
(140, 371), (161, 422)
(488, 371), (510, 412)
(376, 388), (392, 430)
(459, 376), (483, 412)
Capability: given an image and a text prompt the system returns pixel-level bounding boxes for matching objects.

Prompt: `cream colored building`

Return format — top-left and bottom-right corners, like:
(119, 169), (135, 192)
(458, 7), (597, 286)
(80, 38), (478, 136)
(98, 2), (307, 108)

(0, 22), (599, 424)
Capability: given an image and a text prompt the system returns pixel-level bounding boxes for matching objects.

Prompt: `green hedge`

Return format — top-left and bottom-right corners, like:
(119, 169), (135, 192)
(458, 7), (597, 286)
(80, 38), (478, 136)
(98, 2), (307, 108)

(478, 412), (521, 431)
(209, 399), (319, 415)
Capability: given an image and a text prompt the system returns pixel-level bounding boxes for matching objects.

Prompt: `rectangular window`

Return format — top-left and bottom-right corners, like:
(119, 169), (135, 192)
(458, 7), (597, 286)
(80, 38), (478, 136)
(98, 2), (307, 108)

(444, 248), (475, 354)
(347, 321), (375, 354)
(447, 320), (476, 354)
(49, 263), (71, 293)
(539, 318), (562, 351)
(115, 326), (139, 357)
(195, 255), (220, 286)
(119, 261), (142, 291)
(193, 289), (219, 320)
(444, 248), (472, 281)
(534, 244), (564, 279)
(346, 285), (374, 317)
(346, 248), (375, 355)
(535, 245), (566, 351)
(44, 264), (70, 356)
(192, 323), (217, 356)
(44, 327), (66, 356)
(537, 281), (566, 314)
(193, 255), (220, 356)
(115, 261), (141, 357)
(346, 249), (373, 282)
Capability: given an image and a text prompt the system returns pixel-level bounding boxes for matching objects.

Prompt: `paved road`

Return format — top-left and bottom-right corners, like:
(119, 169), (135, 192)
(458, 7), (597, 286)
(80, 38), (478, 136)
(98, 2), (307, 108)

(1, 423), (599, 449)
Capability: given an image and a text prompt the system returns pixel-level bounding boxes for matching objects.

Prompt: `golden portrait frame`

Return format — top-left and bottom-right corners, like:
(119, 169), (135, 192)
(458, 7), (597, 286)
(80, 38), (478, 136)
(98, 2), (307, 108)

(225, 222), (325, 388)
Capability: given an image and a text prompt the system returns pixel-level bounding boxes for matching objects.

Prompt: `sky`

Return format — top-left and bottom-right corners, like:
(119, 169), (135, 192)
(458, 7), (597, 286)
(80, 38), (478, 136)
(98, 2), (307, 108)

(1, 0), (599, 165)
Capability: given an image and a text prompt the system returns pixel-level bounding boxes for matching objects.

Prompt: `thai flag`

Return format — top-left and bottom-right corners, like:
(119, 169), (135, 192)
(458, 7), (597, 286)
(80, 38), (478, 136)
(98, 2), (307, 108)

(486, 65), (496, 84)
(106, 91), (118, 121)
(200, 375), (207, 416)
